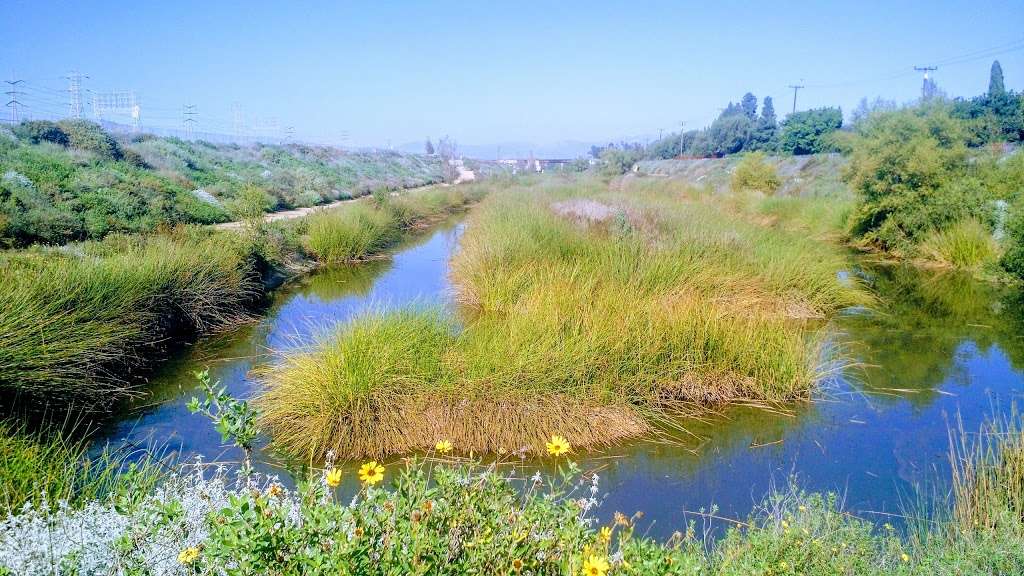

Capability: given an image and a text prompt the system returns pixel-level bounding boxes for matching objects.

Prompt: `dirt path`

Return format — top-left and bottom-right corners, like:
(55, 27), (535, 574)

(213, 181), (449, 231)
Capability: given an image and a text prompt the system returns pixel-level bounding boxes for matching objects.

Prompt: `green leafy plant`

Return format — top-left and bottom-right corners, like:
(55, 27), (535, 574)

(188, 369), (261, 470)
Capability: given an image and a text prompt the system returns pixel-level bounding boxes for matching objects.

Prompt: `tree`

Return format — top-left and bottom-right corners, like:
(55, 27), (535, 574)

(425, 139), (435, 155)
(740, 93), (758, 120)
(778, 107), (842, 155)
(706, 114), (753, 156)
(749, 96), (777, 151)
(989, 60), (1005, 96)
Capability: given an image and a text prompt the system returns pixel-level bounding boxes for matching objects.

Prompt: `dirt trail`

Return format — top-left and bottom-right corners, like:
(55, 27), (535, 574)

(215, 182), (451, 231)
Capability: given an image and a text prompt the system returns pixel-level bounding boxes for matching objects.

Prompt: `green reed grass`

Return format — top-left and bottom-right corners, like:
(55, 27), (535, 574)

(302, 185), (481, 263)
(258, 176), (869, 459)
(0, 421), (165, 514)
(0, 229), (260, 406)
(919, 219), (1000, 270)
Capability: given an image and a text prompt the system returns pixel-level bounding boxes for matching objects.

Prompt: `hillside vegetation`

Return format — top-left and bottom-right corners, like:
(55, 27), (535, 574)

(0, 120), (442, 246)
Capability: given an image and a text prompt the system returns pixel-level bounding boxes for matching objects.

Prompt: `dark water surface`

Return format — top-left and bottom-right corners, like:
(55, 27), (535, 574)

(94, 219), (1024, 538)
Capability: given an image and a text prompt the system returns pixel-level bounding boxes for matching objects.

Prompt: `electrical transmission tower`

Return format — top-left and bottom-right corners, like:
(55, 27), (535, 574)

(231, 102), (245, 142)
(182, 104), (197, 139)
(65, 71), (89, 118)
(285, 125), (295, 142)
(788, 83), (805, 114)
(5, 75), (25, 124)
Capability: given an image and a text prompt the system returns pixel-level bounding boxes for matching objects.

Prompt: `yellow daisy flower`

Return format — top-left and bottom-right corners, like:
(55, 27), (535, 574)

(599, 526), (612, 543)
(325, 468), (342, 488)
(582, 554), (609, 576)
(546, 435), (571, 456)
(435, 440), (453, 454)
(358, 461), (385, 485)
(177, 547), (200, 564)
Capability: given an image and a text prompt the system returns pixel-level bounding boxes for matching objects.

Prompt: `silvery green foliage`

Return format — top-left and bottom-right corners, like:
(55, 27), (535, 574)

(2, 170), (34, 190)
(0, 461), (284, 576)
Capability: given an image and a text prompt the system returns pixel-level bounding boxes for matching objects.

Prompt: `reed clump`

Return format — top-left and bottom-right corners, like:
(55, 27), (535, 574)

(0, 420), (165, 514)
(258, 177), (869, 459)
(0, 229), (261, 407)
(302, 185), (482, 263)
(951, 414), (1024, 533)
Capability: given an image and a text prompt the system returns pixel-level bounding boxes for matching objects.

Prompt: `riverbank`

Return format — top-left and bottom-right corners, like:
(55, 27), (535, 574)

(0, 183), (484, 413)
(3, 410), (1023, 575)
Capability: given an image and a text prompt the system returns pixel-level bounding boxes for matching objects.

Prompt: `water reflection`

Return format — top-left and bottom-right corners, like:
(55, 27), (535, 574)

(581, 264), (1024, 537)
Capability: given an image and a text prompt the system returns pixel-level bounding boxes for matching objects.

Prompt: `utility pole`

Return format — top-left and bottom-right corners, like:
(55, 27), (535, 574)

(182, 104), (197, 139)
(677, 121), (687, 157)
(788, 83), (804, 114)
(914, 66), (938, 99)
(5, 74), (25, 124)
(65, 71), (88, 118)
(285, 126), (295, 142)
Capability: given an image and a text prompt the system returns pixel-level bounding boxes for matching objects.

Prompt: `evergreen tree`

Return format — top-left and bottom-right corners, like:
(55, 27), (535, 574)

(989, 60), (1005, 96)
(748, 96), (778, 151)
(741, 93), (758, 119)
(759, 96), (776, 126)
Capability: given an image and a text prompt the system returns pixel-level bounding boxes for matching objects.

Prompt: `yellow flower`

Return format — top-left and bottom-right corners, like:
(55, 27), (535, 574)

(512, 558), (524, 572)
(779, 560), (788, 570)
(177, 547), (200, 565)
(325, 468), (342, 488)
(266, 483), (284, 498)
(358, 461), (385, 485)
(582, 554), (609, 576)
(901, 552), (910, 563)
(546, 435), (571, 457)
(599, 526), (612, 543)
(798, 505), (807, 512)
(435, 440), (453, 454)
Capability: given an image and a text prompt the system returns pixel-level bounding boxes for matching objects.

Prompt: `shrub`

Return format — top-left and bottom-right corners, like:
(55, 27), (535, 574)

(843, 106), (994, 254)
(731, 152), (781, 194)
(55, 119), (123, 160)
(11, 121), (68, 147)
(779, 107), (843, 155)
(1002, 199), (1024, 279)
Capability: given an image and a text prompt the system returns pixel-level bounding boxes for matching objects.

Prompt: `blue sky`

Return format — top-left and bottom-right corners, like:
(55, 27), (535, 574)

(2, 0), (1023, 150)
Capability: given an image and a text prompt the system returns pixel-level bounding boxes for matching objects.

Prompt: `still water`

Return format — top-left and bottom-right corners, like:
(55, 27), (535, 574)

(95, 218), (1024, 538)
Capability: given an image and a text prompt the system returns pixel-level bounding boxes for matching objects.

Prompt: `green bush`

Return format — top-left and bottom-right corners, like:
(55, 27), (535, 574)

(844, 106), (997, 254)
(779, 107), (843, 155)
(1002, 199), (1024, 278)
(56, 119), (123, 160)
(731, 152), (781, 194)
(12, 120), (69, 146)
